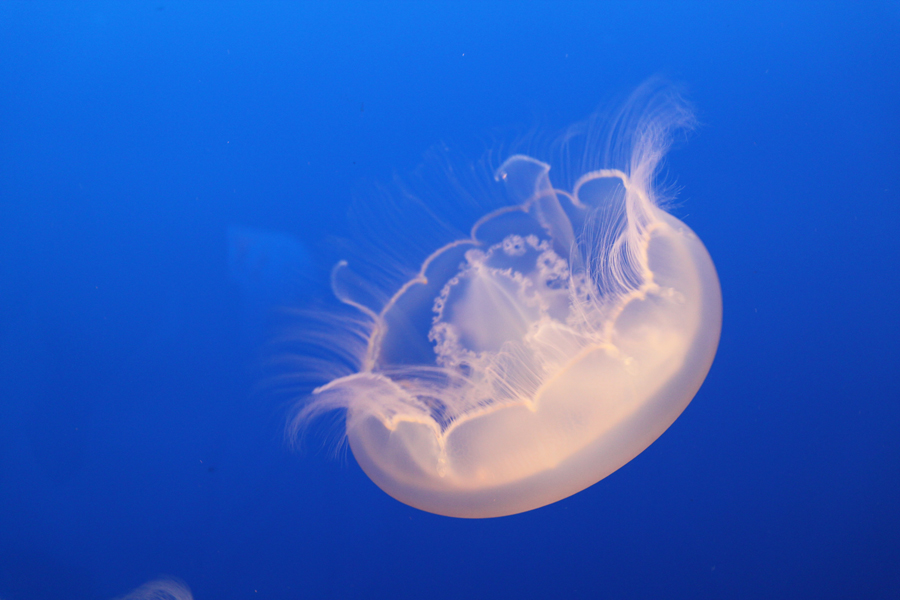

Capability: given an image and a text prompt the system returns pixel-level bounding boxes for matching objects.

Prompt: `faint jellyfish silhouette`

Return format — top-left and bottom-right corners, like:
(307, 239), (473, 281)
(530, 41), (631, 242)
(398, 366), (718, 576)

(228, 225), (312, 341)
(115, 579), (192, 600)
(293, 85), (722, 518)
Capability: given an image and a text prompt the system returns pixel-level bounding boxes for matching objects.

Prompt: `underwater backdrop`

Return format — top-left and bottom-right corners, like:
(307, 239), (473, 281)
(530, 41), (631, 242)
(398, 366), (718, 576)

(1, 2), (898, 599)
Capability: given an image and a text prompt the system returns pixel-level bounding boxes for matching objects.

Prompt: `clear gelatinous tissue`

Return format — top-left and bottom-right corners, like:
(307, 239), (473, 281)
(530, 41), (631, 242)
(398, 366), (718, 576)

(292, 85), (722, 518)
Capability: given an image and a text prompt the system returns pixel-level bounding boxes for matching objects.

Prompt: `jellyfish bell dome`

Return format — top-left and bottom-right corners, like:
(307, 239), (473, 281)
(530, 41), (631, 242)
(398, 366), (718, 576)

(296, 92), (722, 518)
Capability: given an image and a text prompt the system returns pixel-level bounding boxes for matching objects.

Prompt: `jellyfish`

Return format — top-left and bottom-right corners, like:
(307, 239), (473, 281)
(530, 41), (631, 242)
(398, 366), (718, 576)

(293, 86), (722, 518)
(228, 225), (313, 340)
(115, 579), (192, 600)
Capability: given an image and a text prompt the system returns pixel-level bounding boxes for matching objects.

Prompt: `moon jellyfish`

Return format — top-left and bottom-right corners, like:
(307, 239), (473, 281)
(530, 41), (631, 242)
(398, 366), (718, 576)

(294, 88), (722, 518)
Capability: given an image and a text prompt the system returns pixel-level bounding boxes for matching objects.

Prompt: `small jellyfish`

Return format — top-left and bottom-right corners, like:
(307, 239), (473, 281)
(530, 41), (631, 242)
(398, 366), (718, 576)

(294, 86), (722, 518)
(228, 225), (313, 341)
(115, 579), (192, 600)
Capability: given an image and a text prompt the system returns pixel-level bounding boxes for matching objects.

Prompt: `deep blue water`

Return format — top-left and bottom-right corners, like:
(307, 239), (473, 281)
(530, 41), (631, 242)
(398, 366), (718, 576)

(1, 2), (898, 599)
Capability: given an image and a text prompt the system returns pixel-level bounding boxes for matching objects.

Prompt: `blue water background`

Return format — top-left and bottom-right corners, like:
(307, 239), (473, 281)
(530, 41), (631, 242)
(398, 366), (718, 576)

(1, 2), (898, 599)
